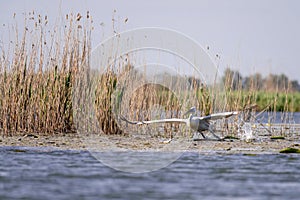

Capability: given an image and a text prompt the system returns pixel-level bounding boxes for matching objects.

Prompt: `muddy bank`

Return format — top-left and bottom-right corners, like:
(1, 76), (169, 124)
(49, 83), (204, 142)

(1, 132), (300, 154)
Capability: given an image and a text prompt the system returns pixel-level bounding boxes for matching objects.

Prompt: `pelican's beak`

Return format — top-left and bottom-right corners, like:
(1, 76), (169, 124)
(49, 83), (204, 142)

(184, 107), (196, 116)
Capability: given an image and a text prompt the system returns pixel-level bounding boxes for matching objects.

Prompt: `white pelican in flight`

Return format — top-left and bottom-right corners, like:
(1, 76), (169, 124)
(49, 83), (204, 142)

(120, 107), (238, 140)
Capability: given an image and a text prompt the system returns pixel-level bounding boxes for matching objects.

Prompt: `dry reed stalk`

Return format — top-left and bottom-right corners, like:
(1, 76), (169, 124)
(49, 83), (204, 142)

(94, 69), (123, 134)
(0, 12), (94, 136)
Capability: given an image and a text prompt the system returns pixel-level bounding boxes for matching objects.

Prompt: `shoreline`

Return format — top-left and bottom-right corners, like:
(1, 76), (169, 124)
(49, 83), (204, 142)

(1, 133), (300, 154)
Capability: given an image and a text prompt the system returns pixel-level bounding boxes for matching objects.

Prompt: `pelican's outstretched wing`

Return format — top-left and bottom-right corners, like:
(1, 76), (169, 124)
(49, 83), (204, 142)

(140, 118), (188, 124)
(199, 111), (238, 121)
(120, 115), (187, 125)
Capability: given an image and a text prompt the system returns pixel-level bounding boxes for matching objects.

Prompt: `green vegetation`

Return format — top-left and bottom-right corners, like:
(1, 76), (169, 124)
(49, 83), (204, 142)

(243, 154), (257, 156)
(223, 136), (239, 140)
(221, 68), (300, 112)
(270, 136), (285, 140)
(224, 91), (300, 112)
(279, 147), (300, 154)
(255, 91), (300, 112)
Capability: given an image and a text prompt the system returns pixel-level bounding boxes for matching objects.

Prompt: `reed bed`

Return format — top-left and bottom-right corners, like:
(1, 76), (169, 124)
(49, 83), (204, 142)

(0, 12), (298, 138)
(0, 12), (91, 135)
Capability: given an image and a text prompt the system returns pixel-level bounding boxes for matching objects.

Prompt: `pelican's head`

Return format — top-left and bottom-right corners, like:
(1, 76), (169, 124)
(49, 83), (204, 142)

(184, 106), (196, 117)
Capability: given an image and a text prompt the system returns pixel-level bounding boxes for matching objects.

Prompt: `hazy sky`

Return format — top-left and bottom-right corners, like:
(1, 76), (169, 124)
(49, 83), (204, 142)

(1, 0), (299, 81)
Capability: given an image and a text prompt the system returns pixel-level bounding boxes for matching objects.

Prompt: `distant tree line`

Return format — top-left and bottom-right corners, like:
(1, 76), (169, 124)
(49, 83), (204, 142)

(122, 65), (300, 92)
(222, 68), (300, 92)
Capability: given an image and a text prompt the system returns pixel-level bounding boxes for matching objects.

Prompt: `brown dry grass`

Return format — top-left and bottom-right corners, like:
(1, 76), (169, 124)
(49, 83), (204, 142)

(0, 12), (90, 135)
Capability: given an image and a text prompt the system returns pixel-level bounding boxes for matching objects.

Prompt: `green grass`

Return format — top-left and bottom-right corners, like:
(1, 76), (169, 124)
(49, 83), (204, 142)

(279, 147), (300, 153)
(270, 136), (285, 140)
(221, 90), (300, 112)
(255, 91), (300, 112)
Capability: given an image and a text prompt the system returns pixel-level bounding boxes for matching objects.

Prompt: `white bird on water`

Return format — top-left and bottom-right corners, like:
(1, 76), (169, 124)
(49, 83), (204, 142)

(120, 107), (238, 140)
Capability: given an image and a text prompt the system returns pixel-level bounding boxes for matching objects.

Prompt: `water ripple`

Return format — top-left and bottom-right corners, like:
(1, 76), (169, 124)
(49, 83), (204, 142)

(1, 146), (300, 199)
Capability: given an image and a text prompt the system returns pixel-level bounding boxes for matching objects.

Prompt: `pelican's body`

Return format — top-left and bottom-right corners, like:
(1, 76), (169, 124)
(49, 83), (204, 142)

(120, 107), (238, 140)
(190, 116), (210, 132)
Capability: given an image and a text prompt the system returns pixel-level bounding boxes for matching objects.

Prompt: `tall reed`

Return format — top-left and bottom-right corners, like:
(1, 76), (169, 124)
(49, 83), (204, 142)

(0, 12), (91, 135)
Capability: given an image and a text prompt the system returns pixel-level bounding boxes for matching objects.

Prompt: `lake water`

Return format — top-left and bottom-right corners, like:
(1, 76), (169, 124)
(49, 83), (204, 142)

(1, 146), (300, 200)
(256, 112), (300, 124)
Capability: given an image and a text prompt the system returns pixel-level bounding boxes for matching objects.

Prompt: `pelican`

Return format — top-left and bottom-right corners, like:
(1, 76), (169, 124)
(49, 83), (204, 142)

(120, 107), (239, 140)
